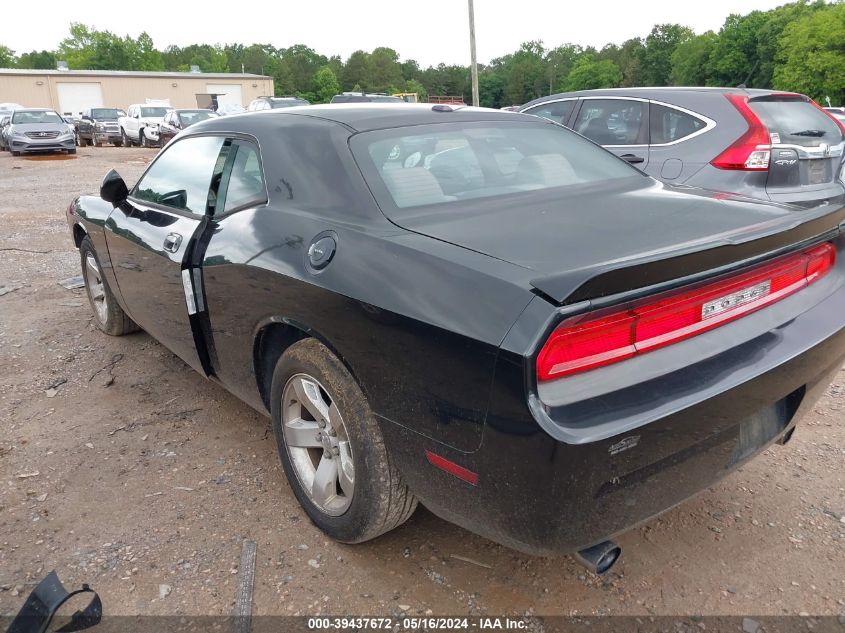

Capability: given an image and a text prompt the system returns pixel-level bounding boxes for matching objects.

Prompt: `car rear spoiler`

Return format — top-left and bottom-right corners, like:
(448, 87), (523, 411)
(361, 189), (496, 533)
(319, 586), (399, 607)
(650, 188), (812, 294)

(531, 205), (845, 306)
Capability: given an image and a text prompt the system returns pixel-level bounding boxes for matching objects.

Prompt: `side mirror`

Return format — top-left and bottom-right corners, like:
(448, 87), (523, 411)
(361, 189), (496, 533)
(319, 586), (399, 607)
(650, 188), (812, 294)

(100, 169), (129, 206)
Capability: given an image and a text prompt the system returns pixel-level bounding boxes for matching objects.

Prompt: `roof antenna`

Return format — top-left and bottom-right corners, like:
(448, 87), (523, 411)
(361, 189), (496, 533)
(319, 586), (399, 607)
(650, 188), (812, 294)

(738, 59), (759, 89)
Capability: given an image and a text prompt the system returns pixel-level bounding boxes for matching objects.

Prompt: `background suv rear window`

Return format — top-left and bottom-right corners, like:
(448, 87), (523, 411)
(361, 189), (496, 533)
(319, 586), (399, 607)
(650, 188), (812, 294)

(748, 98), (844, 147)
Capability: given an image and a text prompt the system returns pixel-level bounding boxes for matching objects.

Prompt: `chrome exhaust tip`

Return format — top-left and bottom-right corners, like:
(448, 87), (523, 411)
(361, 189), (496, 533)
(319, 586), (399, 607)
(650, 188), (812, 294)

(574, 540), (621, 575)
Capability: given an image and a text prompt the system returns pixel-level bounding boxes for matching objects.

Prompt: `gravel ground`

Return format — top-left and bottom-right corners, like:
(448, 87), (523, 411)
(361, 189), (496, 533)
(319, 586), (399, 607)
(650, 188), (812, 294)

(1, 147), (844, 619)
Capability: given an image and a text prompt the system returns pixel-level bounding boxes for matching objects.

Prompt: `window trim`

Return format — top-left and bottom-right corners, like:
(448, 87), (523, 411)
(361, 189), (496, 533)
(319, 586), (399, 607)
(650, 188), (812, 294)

(211, 137), (269, 219)
(127, 133), (228, 219)
(647, 99), (716, 147)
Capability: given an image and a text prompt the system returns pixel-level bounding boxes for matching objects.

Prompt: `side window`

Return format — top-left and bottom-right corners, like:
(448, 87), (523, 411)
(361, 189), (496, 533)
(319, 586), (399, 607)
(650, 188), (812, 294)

(217, 140), (267, 214)
(650, 103), (707, 144)
(573, 99), (645, 146)
(523, 100), (576, 126)
(132, 135), (225, 214)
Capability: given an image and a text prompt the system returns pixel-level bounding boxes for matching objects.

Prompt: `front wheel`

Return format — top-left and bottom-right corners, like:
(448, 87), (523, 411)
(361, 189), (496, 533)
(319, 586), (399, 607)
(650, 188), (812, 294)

(139, 131), (148, 148)
(91, 134), (98, 147)
(79, 236), (138, 336)
(120, 129), (131, 147)
(270, 338), (417, 543)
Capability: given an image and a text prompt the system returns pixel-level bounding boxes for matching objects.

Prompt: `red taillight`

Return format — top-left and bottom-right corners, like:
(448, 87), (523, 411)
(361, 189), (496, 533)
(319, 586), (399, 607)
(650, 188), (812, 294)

(809, 98), (845, 136)
(537, 243), (836, 382)
(711, 94), (771, 171)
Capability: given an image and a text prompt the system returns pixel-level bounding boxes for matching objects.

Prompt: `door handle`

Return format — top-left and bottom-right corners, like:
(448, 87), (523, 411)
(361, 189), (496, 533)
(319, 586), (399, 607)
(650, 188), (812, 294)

(621, 153), (645, 164)
(163, 232), (183, 253)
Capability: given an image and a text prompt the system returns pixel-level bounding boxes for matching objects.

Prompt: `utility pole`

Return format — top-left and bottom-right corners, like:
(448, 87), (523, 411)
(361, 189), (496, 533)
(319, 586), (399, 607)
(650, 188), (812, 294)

(468, 0), (480, 107)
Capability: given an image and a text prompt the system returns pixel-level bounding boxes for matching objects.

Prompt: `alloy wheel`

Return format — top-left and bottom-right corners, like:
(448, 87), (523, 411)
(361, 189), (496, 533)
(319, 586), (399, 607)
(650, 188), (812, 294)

(282, 373), (354, 516)
(84, 252), (108, 325)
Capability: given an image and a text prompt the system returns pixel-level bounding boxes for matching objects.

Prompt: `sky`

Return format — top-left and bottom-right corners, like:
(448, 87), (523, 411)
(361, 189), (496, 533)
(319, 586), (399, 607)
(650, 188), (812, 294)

(6, 0), (790, 68)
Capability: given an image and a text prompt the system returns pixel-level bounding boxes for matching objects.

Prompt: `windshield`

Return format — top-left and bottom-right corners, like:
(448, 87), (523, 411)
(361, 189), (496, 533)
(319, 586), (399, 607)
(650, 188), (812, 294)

(12, 110), (63, 124)
(91, 108), (123, 120)
(140, 107), (169, 118)
(749, 97), (844, 147)
(178, 110), (217, 126)
(354, 121), (640, 214)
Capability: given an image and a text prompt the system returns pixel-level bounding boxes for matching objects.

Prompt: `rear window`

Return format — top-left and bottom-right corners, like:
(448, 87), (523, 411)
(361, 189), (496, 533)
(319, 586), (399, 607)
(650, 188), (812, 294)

(353, 121), (640, 213)
(748, 97), (844, 147)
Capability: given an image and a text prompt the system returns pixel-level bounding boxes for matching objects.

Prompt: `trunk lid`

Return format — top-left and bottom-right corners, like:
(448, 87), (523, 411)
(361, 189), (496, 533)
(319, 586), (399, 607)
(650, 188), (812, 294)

(747, 95), (845, 206)
(394, 180), (845, 303)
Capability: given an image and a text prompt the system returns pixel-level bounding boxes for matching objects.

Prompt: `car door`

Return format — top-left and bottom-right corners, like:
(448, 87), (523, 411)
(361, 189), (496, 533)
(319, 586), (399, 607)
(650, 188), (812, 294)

(105, 134), (227, 373)
(570, 97), (650, 169)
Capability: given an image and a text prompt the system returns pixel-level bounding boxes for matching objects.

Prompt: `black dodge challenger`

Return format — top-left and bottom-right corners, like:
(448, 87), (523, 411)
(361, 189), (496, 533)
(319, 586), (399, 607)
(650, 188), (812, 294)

(66, 104), (845, 573)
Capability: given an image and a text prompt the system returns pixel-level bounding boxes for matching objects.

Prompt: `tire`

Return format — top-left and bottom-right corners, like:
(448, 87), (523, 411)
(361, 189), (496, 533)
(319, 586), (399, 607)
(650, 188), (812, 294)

(91, 134), (98, 147)
(270, 338), (417, 543)
(68, 148), (77, 155)
(74, 130), (81, 146)
(113, 139), (122, 147)
(120, 128), (131, 147)
(11, 150), (20, 156)
(79, 236), (138, 336)
(139, 131), (148, 148)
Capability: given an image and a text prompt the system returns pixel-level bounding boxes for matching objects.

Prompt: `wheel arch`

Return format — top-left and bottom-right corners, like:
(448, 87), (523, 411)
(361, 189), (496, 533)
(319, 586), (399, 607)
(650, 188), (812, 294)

(253, 318), (361, 411)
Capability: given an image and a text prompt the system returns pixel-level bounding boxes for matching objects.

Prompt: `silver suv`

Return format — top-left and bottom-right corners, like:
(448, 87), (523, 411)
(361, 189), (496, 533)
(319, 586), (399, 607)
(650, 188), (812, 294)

(520, 88), (845, 208)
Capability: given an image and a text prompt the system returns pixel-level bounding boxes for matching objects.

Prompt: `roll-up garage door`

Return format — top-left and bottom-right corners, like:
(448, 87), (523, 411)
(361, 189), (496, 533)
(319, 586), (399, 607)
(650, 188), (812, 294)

(57, 83), (104, 118)
(205, 84), (243, 107)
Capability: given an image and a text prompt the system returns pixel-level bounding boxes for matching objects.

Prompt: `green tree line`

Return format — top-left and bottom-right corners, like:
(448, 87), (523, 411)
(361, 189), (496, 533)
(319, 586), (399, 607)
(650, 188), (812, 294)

(1, 0), (842, 106)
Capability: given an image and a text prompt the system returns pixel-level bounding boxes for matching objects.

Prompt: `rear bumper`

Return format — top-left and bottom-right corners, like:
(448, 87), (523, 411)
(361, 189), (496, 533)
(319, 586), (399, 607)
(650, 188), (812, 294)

(384, 247), (845, 555)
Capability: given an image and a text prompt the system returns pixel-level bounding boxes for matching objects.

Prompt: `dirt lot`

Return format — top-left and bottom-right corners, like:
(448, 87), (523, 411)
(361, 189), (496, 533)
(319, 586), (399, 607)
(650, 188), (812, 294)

(1, 147), (844, 619)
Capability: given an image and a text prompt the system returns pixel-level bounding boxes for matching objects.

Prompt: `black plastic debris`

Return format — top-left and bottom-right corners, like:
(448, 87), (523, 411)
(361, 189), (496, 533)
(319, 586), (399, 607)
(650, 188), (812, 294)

(6, 571), (101, 633)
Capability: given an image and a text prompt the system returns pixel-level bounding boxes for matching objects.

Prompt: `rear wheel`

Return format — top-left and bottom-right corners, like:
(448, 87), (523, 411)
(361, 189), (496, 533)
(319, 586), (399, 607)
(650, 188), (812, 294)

(79, 236), (138, 336)
(74, 130), (81, 146)
(270, 338), (417, 543)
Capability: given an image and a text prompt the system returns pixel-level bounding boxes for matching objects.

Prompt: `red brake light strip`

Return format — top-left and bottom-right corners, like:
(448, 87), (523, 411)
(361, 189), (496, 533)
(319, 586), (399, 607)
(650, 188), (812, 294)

(537, 243), (836, 382)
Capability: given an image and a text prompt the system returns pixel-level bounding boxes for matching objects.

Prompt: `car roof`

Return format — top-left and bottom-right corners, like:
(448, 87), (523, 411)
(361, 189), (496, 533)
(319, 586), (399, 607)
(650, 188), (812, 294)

(197, 103), (534, 133)
(521, 87), (803, 109)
